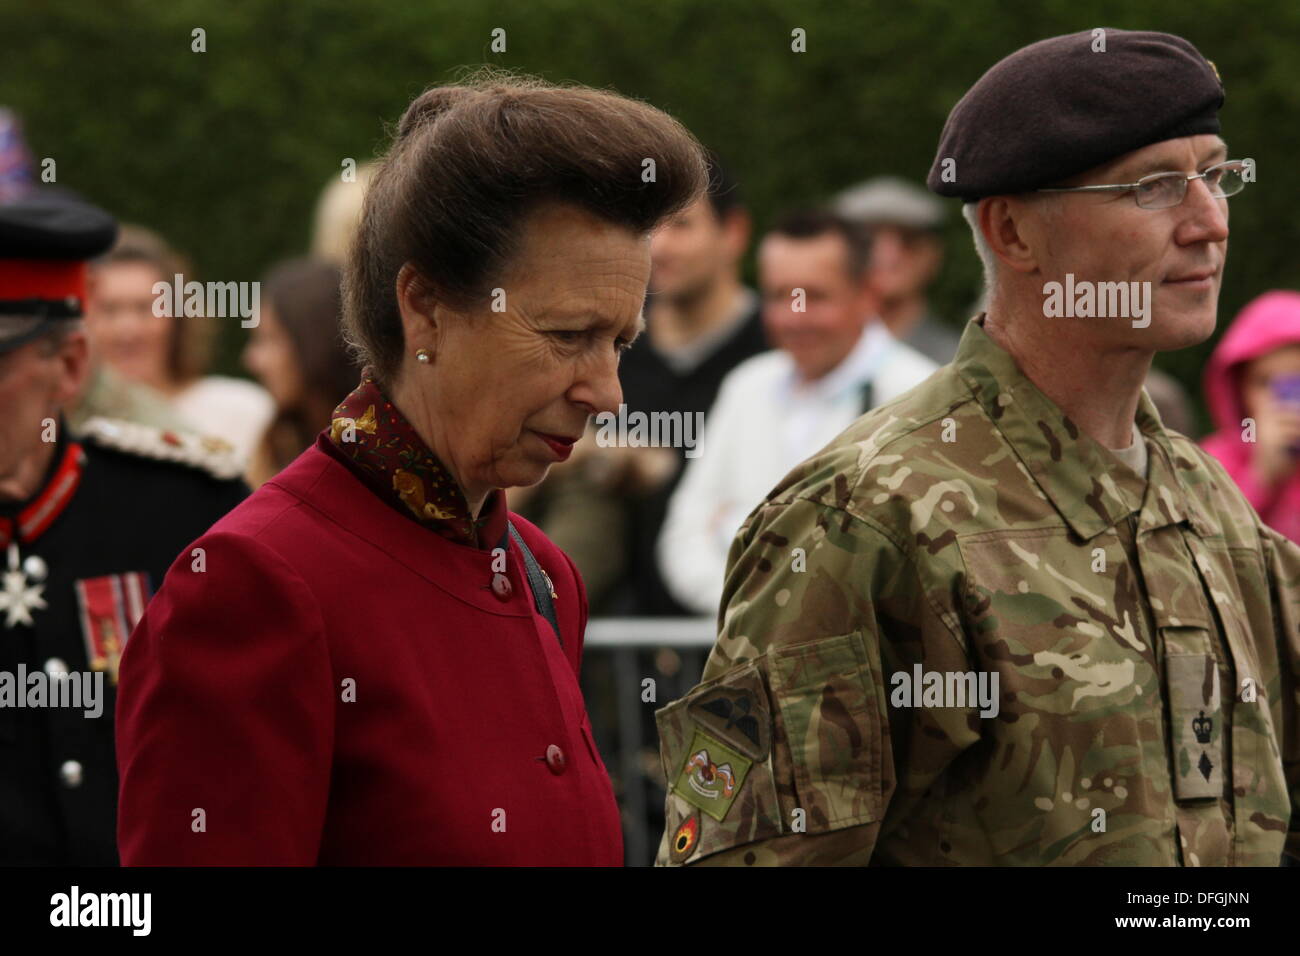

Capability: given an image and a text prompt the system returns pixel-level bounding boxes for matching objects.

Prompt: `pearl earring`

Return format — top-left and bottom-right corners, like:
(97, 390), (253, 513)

(416, 348), (431, 364)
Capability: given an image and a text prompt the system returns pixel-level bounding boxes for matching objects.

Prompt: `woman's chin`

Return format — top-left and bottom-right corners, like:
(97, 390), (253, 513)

(500, 460), (552, 490)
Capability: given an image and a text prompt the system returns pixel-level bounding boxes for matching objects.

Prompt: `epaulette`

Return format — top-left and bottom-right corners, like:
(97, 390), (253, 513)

(76, 417), (245, 481)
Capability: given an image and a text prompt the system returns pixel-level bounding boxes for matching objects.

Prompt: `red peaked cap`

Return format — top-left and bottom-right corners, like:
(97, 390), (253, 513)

(0, 191), (118, 352)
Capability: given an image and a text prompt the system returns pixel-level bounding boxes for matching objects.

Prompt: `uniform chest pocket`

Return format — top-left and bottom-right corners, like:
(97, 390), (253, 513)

(768, 631), (885, 831)
(957, 529), (1159, 722)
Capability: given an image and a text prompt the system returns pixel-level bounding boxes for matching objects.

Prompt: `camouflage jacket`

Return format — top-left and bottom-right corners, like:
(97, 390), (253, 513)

(656, 314), (1300, 866)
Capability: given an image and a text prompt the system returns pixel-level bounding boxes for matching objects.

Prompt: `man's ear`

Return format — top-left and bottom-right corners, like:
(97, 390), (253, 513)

(52, 329), (90, 406)
(721, 208), (752, 265)
(396, 263), (442, 354)
(981, 197), (1043, 276)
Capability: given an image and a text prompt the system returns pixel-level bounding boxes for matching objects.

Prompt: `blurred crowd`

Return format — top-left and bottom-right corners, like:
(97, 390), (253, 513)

(4, 105), (1299, 614)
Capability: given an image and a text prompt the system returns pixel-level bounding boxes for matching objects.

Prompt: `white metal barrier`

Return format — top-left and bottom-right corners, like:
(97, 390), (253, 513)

(579, 617), (717, 866)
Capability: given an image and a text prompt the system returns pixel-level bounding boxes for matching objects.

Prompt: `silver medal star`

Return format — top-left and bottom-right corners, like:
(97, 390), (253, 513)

(1, 543), (47, 628)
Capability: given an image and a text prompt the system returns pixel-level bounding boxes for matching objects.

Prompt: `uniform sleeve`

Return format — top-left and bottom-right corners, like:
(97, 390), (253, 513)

(116, 531), (334, 865)
(1260, 525), (1300, 861)
(655, 494), (972, 866)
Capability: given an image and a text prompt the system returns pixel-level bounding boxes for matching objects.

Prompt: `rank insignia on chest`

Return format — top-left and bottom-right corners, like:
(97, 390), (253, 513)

(671, 729), (754, 822)
(75, 573), (151, 684)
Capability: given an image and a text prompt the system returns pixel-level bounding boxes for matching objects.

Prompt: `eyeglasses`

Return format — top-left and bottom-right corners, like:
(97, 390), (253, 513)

(1036, 160), (1250, 210)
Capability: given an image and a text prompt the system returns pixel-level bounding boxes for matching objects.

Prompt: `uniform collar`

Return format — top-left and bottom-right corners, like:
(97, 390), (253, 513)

(0, 421), (86, 548)
(325, 371), (507, 551)
(954, 314), (1218, 541)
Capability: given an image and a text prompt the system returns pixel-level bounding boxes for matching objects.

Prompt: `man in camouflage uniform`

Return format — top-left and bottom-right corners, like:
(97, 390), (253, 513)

(656, 29), (1300, 866)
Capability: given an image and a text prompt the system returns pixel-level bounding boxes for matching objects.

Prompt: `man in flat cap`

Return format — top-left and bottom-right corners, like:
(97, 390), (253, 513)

(0, 191), (246, 864)
(656, 29), (1300, 866)
(834, 176), (960, 364)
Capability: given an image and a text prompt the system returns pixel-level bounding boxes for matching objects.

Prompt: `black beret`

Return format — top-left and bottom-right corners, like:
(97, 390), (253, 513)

(927, 29), (1224, 201)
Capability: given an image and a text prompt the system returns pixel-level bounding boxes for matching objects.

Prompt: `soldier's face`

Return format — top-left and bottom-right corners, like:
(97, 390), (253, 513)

(0, 331), (89, 501)
(1028, 134), (1229, 351)
(759, 233), (874, 381)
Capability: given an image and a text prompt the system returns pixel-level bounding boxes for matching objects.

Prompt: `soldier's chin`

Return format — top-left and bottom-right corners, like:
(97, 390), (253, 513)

(1147, 303), (1218, 350)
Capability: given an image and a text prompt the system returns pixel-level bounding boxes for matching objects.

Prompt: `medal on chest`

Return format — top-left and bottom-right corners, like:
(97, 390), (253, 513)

(0, 542), (48, 628)
(0, 440), (85, 628)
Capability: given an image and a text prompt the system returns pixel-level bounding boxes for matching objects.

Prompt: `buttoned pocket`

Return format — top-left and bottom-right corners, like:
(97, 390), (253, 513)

(768, 630), (885, 830)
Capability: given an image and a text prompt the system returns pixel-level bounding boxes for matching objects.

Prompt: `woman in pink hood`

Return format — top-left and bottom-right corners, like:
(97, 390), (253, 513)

(1201, 290), (1300, 543)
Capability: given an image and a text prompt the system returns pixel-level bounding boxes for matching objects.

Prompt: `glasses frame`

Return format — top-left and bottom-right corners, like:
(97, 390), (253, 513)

(1035, 159), (1249, 209)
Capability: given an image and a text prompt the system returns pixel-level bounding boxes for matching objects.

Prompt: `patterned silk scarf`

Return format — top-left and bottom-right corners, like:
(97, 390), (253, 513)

(326, 370), (506, 550)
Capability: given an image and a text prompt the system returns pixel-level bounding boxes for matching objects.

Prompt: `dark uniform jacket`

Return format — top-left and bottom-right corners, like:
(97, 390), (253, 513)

(0, 418), (246, 865)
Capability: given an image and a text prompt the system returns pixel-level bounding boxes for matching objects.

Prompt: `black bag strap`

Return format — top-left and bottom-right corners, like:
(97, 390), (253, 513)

(501, 521), (563, 647)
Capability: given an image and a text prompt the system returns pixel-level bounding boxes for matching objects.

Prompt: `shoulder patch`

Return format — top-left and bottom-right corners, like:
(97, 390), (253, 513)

(76, 417), (244, 480)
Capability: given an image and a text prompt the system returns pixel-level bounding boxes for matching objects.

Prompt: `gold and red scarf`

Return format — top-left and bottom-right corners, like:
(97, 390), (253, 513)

(326, 370), (506, 550)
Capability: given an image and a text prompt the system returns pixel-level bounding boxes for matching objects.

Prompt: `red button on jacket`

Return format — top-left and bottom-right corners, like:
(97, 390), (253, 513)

(115, 436), (623, 866)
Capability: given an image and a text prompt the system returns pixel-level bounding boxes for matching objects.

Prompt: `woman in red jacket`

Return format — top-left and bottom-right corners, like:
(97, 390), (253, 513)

(114, 74), (707, 865)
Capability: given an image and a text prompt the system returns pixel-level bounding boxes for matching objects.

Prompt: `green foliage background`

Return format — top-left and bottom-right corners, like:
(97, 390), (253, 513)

(4, 0), (1297, 432)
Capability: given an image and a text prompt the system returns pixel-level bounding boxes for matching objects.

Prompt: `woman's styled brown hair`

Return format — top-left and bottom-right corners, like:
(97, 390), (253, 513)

(343, 71), (708, 384)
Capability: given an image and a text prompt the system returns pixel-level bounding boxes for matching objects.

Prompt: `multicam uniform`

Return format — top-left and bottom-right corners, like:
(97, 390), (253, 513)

(656, 315), (1300, 866)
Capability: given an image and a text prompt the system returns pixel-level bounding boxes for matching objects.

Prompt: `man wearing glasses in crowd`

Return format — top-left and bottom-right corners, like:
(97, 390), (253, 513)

(656, 29), (1300, 867)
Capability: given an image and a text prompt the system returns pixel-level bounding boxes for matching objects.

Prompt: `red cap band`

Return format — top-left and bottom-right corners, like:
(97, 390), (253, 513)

(0, 259), (88, 307)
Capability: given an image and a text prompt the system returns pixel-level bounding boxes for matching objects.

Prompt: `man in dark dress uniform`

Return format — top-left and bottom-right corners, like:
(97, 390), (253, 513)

(0, 192), (247, 865)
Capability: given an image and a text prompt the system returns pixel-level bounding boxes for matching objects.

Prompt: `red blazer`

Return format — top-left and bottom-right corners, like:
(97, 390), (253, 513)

(116, 436), (623, 865)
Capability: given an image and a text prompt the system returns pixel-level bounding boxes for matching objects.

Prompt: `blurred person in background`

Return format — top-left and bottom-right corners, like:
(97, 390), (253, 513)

(0, 107), (36, 203)
(242, 257), (357, 487)
(834, 176), (958, 364)
(1201, 290), (1300, 542)
(82, 225), (274, 463)
(658, 208), (937, 615)
(614, 150), (767, 615)
(310, 162), (377, 267)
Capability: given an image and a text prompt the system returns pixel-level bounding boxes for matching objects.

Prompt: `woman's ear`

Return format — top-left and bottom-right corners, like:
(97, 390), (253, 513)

(396, 263), (441, 354)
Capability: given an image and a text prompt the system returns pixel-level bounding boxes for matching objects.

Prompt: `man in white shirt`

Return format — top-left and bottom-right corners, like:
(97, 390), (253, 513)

(658, 208), (937, 615)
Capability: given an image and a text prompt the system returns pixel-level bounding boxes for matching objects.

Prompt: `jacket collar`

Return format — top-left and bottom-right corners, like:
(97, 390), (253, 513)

(954, 314), (1218, 541)
(325, 371), (507, 551)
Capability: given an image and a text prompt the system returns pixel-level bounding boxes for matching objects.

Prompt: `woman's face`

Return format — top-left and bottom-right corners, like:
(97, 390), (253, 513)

(243, 302), (303, 411)
(85, 261), (175, 390)
(1241, 344), (1300, 419)
(399, 203), (649, 506)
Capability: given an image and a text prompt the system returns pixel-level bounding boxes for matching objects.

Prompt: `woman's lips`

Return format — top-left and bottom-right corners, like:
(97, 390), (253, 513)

(533, 431), (576, 461)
